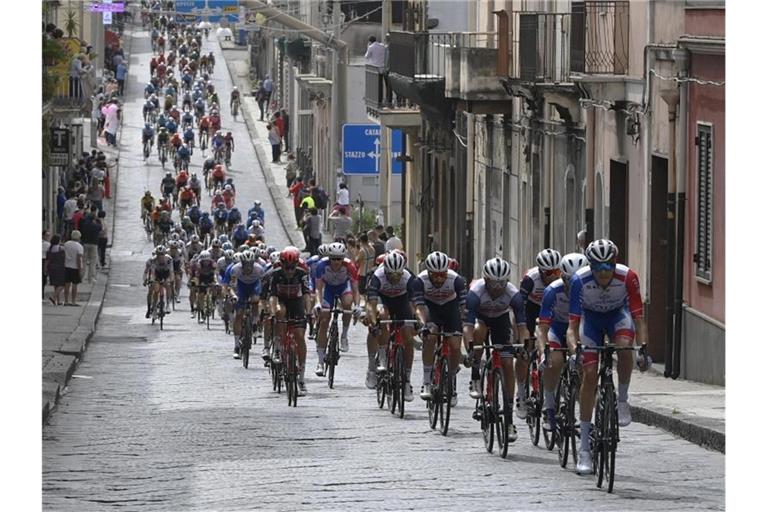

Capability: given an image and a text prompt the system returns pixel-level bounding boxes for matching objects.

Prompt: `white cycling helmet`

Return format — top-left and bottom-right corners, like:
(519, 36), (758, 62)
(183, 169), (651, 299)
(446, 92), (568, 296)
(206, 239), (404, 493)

(585, 239), (618, 263)
(199, 250), (211, 260)
(482, 257), (511, 281)
(383, 251), (406, 273)
(223, 249), (235, 259)
(560, 252), (588, 278)
(233, 252), (243, 263)
(269, 252), (281, 265)
(536, 248), (562, 270)
(327, 242), (346, 258)
(317, 244), (329, 257)
(241, 250), (256, 263)
(190, 234), (200, 243)
(424, 251), (450, 273)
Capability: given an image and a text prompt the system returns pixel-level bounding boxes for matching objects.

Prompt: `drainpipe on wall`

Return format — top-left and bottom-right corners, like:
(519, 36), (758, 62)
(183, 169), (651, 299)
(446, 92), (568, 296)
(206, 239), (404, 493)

(660, 87), (679, 379)
(584, 106), (595, 244)
(672, 48), (690, 380)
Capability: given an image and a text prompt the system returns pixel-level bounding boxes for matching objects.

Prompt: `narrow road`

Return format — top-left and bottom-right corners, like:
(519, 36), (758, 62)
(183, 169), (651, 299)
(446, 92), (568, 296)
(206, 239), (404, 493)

(42, 29), (725, 511)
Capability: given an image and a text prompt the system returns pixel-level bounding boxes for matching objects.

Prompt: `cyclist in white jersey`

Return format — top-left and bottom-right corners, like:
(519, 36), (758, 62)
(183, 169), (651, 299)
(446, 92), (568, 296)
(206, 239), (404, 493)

(567, 239), (648, 475)
(364, 251), (417, 400)
(143, 245), (174, 317)
(411, 251), (467, 403)
(464, 258), (527, 438)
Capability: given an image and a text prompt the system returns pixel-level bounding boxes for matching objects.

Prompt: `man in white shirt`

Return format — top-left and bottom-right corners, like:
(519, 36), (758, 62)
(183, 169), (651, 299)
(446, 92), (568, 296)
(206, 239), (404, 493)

(336, 182), (350, 215)
(42, 231), (51, 299)
(63, 195), (79, 239)
(63, 230), (84, 306)
(364, 35), (391, 105)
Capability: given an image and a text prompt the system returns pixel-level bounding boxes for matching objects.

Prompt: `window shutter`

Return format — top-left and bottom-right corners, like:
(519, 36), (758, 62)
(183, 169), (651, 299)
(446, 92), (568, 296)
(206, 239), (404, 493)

(695, 124), (713, 283)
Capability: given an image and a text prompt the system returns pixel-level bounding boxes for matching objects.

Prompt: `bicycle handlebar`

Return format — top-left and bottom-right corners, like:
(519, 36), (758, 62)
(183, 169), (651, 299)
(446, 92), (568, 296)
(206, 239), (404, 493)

(377, 319), (420, 325)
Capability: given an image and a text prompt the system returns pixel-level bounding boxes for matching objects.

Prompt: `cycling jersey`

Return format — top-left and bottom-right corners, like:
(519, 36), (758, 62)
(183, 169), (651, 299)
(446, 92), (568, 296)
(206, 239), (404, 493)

(230, 261), (266, 309)
(314, 257), (359, 308)
(216, 257), (234, 282)
(247, 206), (265, 225)
(190, 258), (216, 284)
(213, 208), (228, 224)
(186, 242), (203, 261)
(227, 209), (241, 224)
(146, 254), (173, 280)
(411, 270), (467, 307)
(539, 278), (571, 344)
(569, 264), (643, 365)
(141, 197), (155, 211)
(520, 266), (550, 336)
(142, 128), (155, 142)
(367, 267), (415, 300)
(464, 279), (526, 325)
(270, 267), (311, 300)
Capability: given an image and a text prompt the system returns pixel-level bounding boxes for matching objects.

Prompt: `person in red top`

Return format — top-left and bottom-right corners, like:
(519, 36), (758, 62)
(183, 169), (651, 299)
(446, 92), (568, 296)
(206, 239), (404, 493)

(159, 197), (173, 213)
(170, 132), (182, 150)
(209, 110), (221, 134)
(71, 204), (86, 232)
(222, 185), (235, 209)
(198, 115), (211, 141)
(211, 164), (226, 190)
(149, 56), (158, 77)
(175, 169), (189, 189)
(156, 62), (166, 80)
(178, 186), (196, 212)
(273, 111), (285, 142)
(156, 52), (165, 64)
(211, 191), (225, 212)
(289, 177), (305, 229)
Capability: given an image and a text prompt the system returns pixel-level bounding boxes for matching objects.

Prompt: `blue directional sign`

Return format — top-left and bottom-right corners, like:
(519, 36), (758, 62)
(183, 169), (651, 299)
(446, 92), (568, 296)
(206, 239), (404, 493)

(343, 124), (381, 175)
(175, 0), (239, 23)
(343, 125), (405, 175)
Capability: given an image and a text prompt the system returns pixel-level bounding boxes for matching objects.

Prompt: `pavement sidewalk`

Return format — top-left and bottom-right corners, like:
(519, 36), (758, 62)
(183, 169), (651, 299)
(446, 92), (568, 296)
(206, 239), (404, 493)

(42, 27), (133, 425)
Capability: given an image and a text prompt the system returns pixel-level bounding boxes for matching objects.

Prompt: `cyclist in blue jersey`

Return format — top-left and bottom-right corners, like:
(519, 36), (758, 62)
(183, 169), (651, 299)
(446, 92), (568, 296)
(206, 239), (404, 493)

(229, 250), (265, 359)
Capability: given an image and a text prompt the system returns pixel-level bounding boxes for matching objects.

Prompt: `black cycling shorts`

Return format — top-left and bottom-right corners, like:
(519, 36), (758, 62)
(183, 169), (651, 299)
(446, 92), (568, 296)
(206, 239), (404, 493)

(477, 313), (512, 346)
(280, 297), (306, 328)
(380, 295), (415, 321)
(424, 300), (462, 333)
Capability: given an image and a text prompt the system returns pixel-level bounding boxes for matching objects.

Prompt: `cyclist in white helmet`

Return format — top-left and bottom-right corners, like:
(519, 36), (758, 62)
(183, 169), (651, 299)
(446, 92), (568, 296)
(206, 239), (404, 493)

(412, 251), (467, 403)
(516, 248), (562, 417)
(313, 242), (361, 375)
(363, 250), (418, 398)
(567, 239), (647, 475)
(464, 257), (528, 440)
(537, 252), (587, 434)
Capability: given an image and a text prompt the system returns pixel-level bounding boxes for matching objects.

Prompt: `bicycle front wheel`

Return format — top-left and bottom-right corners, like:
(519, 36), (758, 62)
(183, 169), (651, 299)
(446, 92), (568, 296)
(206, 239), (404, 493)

(242, 322), (251, 370)
(604, 386), (618, 493)
(494, 369), (510, 458)
(479, 365), (494, 453)
(395, 346), (406, 419)
(439, 357), (452, 436)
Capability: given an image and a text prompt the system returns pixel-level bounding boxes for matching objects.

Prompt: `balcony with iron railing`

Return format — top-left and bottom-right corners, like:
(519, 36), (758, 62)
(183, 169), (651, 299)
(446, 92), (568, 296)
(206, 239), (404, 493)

(576, 1), (630, 76)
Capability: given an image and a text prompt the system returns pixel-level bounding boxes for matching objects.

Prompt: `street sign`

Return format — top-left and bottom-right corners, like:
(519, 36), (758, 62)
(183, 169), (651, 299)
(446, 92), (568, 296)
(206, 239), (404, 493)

(103, 0), (112, 25)
(175, 0), (240, 23)
(391, 129), (403, 175)
(89, 2), (124, 13)
(343, 124), (381, 175)
(50, 127), (70, 167)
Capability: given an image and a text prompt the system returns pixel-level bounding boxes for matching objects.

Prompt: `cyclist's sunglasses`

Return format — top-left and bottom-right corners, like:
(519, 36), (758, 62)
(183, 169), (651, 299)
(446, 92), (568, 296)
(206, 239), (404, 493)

(330, 257), (344, 262)
(429, 271), (448, 279)
(283, 262), (297, 270)
(541, 268), (561, 277)
(590, 262), (616, 273)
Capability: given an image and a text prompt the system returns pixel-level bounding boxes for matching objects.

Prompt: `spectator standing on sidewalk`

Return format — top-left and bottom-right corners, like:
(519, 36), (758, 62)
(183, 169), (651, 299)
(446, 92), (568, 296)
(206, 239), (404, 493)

(97, 210), (109, 269)
(42, 231), (51, 299)
(262, 75), (274, 113)
(335, 182), (351, 215)
(368, 229), (386, 258)
(87, 178), (105, 213)
(56, 187), (67, 235)
(285, 152), (298, 193)
(62, 193), (79, 238)
(375, 224), (388, 243)
(289, 177), (305, 229)
(63, 230), (84, 306)
(80, 209), (101, 283)
(255, 80), (267, 121)
(329, 208), (353, 241)
(71, 201), (87, 232)
(305, 208), (322, 256)
(281, 108), (290, 151)
(273, 111), (285, 152)
(116, 60), (127, 96)
(101, 100), (120, 147)
(46, 235), (66, 306)
(385, 225), (404, 251)
(267, 122), (281, 163)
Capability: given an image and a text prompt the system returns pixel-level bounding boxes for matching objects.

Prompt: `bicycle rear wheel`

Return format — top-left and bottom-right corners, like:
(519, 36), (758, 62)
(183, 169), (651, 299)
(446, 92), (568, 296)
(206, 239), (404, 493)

(439, 357), (452, 436)
(545, 376), (561, 452)
(376, 368), (387, 409)
(288, 348), (298, 407)
(327, 327), (338, 389)
(494, 369), (510, 458)
(569, 372), (581, 467)
(428, 366), (439, 430)
(158, 297), (164, 330)
(557, 372), (570, 468)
